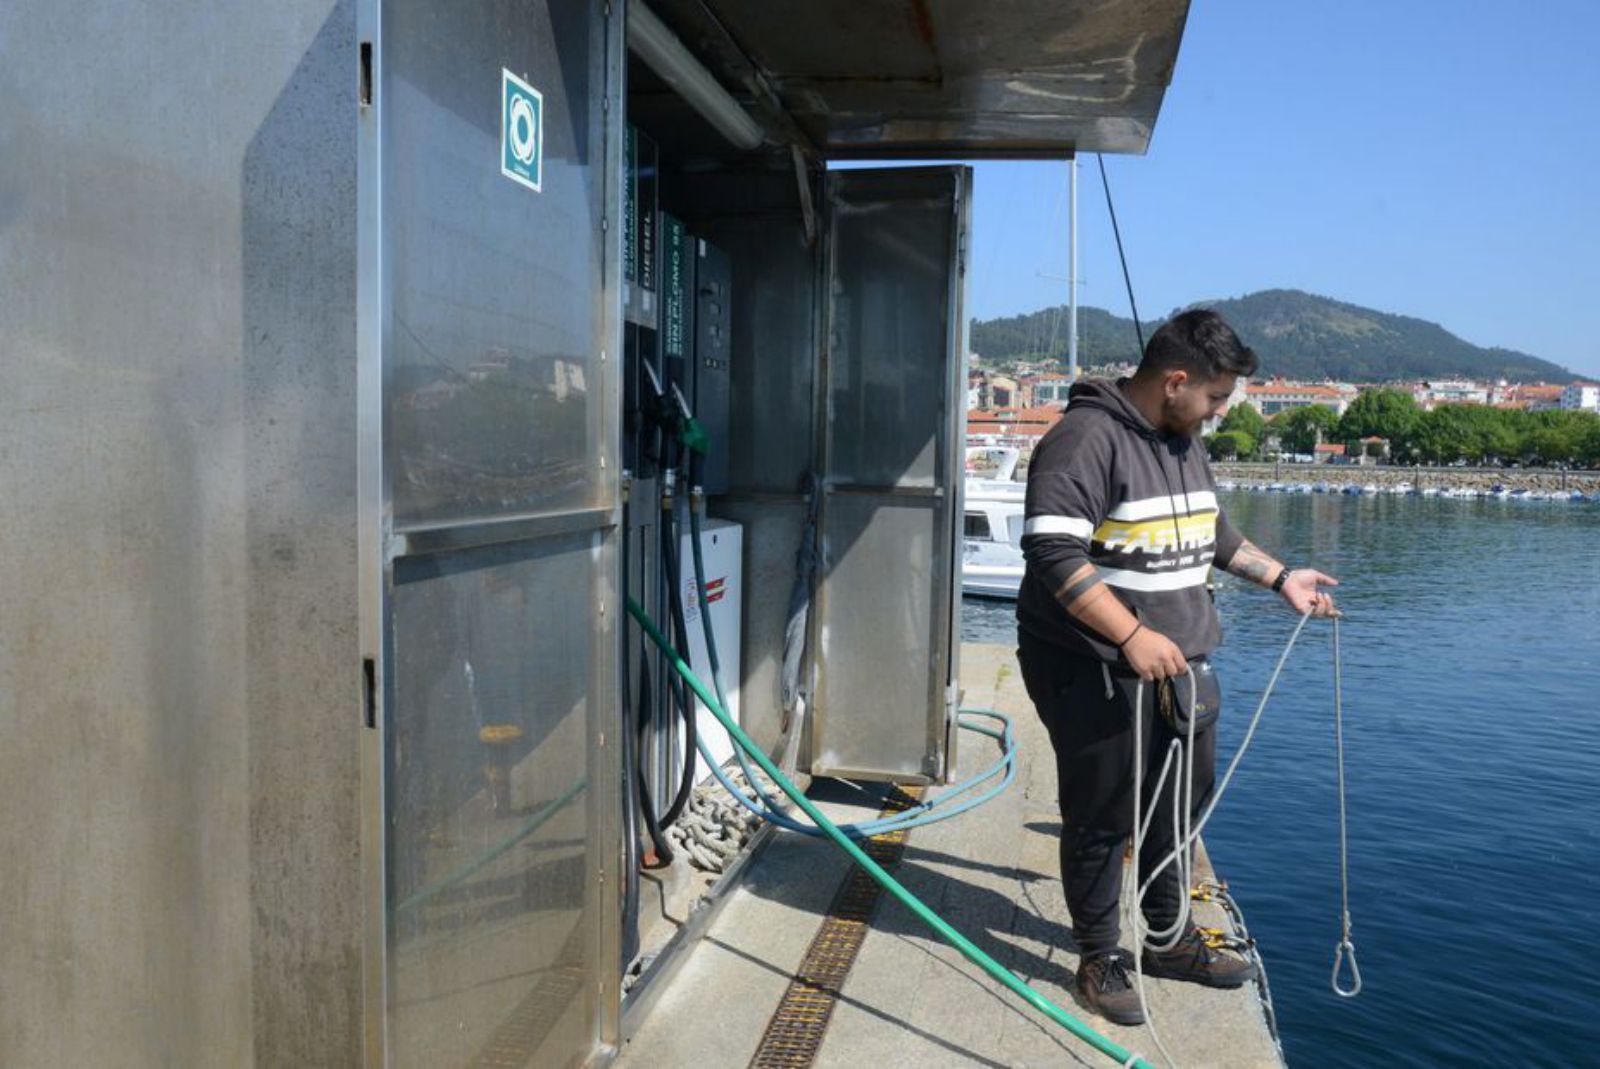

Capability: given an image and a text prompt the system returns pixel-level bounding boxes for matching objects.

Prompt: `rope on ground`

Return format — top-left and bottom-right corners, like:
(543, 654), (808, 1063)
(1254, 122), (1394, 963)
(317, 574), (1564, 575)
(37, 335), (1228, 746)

(664, 765), (774, 874)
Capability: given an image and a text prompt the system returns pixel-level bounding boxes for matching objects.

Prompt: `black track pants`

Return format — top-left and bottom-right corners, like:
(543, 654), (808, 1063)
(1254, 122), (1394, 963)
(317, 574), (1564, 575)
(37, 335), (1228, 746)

(1017, 629), (1218, 956)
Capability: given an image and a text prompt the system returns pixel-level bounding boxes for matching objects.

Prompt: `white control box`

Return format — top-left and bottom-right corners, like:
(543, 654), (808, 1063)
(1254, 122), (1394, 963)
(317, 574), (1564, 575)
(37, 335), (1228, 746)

(680, 518), (742, 781)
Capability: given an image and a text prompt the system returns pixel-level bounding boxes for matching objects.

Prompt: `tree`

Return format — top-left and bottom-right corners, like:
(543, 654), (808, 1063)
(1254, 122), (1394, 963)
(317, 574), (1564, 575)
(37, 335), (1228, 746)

(1273, 404), (1340, 454)
(1338, 388), (1421, 445)
(1208, 430), (1255, 461)
(1218, 403), (1266, 442)
(1518, 410), (1598, 466)
(1579, 415), (1600, 468)
(1478, 410), (1519, 464)
(1409, 405), (1480, 464)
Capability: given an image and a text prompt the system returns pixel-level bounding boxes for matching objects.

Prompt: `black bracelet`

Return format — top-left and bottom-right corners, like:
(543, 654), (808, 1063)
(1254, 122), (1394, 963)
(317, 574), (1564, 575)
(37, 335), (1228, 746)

(1116, 621), (1143, 648)
(1270, 567), (1291, 593)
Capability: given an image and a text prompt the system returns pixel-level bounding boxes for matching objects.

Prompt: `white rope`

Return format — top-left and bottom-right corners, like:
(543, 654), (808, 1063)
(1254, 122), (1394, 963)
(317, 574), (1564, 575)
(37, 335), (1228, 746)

(1330, 616), (1362, 997)
(1126, 673), (1184, 1069)
(1124, 609), (1319, 1068)
(1142, 611), (1314, 891)
(665, 772), (767, 873)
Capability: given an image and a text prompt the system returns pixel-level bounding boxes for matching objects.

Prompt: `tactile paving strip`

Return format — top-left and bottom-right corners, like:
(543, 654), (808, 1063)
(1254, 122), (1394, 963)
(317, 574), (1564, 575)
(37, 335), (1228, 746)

(747, 785), (925, 1069)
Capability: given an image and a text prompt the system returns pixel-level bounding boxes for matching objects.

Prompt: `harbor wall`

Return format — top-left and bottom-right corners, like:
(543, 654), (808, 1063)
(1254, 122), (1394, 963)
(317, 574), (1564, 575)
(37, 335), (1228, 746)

(1212, 462), (1600, 495)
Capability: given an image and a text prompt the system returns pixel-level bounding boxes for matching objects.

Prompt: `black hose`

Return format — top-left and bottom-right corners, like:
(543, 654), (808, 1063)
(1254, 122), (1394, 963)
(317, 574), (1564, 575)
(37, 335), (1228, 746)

(657, 447), (698, 827)
(635, 644), (674, 865)
(618, 492), (641, 961)
(628, 354), (681, 867)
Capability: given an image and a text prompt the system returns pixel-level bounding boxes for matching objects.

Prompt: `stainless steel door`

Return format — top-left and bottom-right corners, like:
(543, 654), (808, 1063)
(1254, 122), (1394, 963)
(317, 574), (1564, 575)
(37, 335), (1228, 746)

(362, 1), (621, 1064)
(810, 167), (970, 782)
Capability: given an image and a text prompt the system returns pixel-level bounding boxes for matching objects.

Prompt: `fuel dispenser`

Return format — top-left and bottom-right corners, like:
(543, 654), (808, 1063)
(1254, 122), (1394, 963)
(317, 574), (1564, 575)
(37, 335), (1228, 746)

(618, 125), (747, 971)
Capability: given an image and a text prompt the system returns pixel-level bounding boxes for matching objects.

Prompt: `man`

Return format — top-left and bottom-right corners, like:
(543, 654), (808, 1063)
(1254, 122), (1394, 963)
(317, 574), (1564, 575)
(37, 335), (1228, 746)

(1016, 309), (1338, 1025)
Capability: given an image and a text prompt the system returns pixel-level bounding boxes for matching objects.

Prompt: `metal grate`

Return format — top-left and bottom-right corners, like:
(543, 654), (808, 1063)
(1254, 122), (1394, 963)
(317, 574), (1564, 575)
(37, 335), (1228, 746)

(747, 785), (924, 1069)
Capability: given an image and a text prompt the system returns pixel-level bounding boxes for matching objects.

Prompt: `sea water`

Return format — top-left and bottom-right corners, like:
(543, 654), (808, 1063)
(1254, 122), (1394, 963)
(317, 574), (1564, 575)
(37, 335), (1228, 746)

(964, 491), (1600, 1066)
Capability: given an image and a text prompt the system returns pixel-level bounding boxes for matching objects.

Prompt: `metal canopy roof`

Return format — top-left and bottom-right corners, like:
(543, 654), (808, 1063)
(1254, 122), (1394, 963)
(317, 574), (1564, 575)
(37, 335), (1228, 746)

(640, 0), (1192, 160)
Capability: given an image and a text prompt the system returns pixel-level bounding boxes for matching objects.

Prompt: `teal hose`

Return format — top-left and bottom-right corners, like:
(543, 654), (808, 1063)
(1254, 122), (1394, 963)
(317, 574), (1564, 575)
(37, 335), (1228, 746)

(692, 708), (1016, 838)
(626, 595), (1153, 1069)
(686, 502), (1016, 836)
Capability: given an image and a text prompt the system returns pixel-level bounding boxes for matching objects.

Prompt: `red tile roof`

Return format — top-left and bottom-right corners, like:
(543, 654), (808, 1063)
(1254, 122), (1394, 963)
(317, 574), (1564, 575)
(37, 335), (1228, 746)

(1246, 381), (1343, 399)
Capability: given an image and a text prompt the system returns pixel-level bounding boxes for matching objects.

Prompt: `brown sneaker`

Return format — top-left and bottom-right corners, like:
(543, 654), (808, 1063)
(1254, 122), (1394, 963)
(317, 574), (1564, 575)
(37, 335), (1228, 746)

(1076, 948), (1145, 1025)
(1140, 927), (1256, 988)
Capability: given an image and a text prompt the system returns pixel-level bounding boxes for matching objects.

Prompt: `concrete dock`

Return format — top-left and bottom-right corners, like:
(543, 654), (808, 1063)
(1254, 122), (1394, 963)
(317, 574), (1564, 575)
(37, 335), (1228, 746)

(615, 643), (1284, 1068)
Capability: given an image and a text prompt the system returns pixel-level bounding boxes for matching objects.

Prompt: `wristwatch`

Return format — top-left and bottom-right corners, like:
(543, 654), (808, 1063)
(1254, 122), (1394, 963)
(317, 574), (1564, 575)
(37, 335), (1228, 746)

(1270, 567), (1291, 594)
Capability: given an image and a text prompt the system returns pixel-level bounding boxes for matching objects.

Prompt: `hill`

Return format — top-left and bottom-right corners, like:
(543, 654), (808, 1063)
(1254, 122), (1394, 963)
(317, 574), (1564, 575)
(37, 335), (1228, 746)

(970, 289), (1571, 382)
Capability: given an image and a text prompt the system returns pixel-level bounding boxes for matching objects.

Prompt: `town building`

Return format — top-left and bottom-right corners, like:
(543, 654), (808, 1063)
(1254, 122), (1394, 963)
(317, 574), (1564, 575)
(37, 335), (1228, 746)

(986, 374), (1020, 409)
(1244, 379), (1349, 417)
(1313, 443), (1347, 463)
(1032, 374), (1075, 405)
(1202, 376), (1249, 435)
(966, 405), (1064, 446)
(1560, 382), (1600, 412)
(1417, 380), (1489, 407)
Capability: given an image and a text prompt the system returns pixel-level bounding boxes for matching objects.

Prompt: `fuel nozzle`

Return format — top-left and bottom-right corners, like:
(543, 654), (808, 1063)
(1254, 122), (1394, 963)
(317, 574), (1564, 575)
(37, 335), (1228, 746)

(669, 382), (708, 456)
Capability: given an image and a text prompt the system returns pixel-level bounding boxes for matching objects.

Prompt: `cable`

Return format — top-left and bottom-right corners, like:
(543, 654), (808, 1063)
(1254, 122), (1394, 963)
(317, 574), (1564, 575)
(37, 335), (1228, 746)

(1096, 153), (1145, 357)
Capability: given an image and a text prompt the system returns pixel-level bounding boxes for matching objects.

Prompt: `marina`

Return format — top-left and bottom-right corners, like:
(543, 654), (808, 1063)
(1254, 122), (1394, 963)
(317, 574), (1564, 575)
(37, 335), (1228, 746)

(6, 0), (1597, 1066)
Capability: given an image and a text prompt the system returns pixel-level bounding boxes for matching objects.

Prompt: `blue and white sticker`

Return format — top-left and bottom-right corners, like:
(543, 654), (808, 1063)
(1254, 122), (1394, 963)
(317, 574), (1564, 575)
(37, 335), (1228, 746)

(501, 68), (543, 192)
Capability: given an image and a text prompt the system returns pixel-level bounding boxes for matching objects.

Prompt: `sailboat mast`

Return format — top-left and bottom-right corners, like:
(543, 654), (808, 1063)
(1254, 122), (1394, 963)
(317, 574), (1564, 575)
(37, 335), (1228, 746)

(1068, 155), (1079, 380)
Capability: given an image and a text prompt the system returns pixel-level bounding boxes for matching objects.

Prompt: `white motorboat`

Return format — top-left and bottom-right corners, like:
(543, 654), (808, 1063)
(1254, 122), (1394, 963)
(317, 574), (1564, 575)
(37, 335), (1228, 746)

(963, 446), (1026, 600)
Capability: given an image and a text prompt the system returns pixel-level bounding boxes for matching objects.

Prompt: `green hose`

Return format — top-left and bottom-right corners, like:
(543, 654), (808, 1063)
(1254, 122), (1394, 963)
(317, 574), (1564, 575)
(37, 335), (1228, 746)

(625, 595), (1153, 1069)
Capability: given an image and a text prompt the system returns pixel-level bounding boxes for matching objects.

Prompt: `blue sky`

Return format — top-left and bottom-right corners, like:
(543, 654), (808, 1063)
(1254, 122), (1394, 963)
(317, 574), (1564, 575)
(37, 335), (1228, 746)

(960, 1), (1600, 378)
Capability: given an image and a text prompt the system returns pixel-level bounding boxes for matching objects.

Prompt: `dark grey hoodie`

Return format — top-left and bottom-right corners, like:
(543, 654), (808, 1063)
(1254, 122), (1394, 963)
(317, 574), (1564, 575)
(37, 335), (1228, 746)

(1016, 378), (1244, 662)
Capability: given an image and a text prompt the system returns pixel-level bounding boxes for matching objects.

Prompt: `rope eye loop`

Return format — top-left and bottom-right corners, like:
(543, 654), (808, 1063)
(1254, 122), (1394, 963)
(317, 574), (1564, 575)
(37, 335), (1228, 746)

(1332, 938), (1362, 998)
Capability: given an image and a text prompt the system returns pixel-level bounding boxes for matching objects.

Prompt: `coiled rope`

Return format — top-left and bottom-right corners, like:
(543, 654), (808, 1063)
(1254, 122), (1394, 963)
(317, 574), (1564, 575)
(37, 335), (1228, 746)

(1124, 609), (1360, 1067)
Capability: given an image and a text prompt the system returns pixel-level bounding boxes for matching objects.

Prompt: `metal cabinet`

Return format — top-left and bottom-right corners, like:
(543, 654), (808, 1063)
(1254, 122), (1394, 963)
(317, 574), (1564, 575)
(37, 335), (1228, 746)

(362, 1), (621, 1065)
(809, 167), (970, 783)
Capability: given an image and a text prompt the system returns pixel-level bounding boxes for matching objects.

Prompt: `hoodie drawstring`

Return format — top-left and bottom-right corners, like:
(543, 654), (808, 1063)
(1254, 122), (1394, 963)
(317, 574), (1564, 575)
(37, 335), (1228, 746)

(1149, 438), (1186, 554)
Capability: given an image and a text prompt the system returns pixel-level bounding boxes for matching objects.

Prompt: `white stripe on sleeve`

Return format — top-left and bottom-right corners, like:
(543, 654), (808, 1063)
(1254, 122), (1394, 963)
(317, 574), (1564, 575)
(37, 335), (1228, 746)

(1023, 515), (1095, 539)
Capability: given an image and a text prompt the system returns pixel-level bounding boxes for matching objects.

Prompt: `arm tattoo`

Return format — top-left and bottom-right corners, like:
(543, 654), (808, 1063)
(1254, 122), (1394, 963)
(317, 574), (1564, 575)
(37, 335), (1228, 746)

(1225, 539), (1283, 587)
(1055, 570), (1103, 606)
